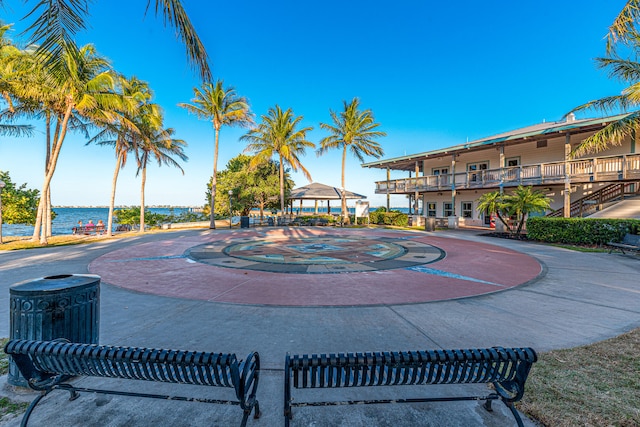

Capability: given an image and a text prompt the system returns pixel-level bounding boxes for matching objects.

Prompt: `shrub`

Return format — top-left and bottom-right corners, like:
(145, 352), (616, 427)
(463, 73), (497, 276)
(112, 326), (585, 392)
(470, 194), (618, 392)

(369, 210), (408, 227)
(526, 217), (639, 245)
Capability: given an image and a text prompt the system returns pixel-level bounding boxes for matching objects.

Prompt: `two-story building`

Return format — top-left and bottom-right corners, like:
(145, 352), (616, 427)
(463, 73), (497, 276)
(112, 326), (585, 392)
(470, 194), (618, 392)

(362, 113), (640, 227)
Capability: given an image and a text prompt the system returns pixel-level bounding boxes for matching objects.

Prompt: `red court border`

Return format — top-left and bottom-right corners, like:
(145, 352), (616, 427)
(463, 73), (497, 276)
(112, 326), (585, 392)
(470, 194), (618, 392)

(88, 228), (542, 306)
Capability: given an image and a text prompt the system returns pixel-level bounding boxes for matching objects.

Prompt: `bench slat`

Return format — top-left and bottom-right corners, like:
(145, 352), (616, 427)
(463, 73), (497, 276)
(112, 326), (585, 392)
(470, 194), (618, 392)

(5, 339), (261, 427)
(285, 347), (537, 427)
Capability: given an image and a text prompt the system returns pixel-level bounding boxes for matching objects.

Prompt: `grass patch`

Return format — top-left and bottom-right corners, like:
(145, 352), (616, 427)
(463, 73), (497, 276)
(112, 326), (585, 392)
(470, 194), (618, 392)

(550, 243), (609, 253)
(520, 328), (640, 426)
(0, 338), (8, 375)
(0, 338), (29, 419)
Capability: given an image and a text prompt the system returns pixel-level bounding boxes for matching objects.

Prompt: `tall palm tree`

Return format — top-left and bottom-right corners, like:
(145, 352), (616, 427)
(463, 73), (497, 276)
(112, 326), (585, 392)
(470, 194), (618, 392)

(318, 98), (386, 223)
(568, 1), (640, 156)
(26, 43), (119, 244)
(135, 126), (188, 232)
(241, 105), (314, 215)
(178, 80), (253, 228)
(88, 76), (158, 236)
(15, 0), (211, 81)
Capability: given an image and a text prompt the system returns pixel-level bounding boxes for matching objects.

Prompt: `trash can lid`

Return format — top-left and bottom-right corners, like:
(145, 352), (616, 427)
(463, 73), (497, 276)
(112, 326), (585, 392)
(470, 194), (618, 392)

(10, 274), (100, 294)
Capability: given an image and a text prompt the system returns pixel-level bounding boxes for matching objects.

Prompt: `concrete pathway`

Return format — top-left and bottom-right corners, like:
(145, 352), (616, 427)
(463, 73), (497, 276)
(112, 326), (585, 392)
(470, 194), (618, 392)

(1, 228), (639, 426)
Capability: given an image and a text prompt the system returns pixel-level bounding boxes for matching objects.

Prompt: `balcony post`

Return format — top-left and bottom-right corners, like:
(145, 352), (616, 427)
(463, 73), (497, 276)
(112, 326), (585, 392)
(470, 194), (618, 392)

(386, 167), (390, 212)
(564, 133), (572, 217)
(499, 146), (505, 194)
(450, 154), (457, 215)
(414, 161), (420, 214)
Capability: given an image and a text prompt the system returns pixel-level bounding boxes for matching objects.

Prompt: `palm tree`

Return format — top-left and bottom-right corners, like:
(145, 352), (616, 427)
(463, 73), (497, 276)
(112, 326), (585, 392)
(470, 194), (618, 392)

(179, 80), (253, 228)
(26, 43), (119, 244)
(567, 1), (640, 156)
(476, 191), (509, 231)
(88, 76), (158, 236)
(241, 105), (314, 215)
(135, 125), (188, 232)
(318, 98), (386, 223)
(16, 0), (211, 81)
(504, 186), (551, 236)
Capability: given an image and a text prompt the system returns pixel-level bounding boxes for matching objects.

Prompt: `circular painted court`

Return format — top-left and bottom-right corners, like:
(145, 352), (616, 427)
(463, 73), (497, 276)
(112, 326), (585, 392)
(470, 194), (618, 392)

(88, 228), (542, 306)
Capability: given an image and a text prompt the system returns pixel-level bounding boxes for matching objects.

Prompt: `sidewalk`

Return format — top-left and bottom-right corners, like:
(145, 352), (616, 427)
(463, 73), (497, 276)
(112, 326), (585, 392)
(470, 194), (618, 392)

(1, 228), (639, 426)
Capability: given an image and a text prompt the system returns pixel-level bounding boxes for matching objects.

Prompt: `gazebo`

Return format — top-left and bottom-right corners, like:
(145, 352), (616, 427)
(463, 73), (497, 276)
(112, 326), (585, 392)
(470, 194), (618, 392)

(289, 182), (366, 215)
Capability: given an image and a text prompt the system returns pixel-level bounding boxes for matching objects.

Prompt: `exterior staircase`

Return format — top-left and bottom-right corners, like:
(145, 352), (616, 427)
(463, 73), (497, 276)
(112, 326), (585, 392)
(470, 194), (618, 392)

(546, 181), (640, 218)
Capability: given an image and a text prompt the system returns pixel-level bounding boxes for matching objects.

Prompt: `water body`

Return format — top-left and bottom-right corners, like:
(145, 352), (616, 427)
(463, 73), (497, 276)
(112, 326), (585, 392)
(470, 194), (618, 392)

(3, 206), (411, 237)
(3, 207), (190, 237)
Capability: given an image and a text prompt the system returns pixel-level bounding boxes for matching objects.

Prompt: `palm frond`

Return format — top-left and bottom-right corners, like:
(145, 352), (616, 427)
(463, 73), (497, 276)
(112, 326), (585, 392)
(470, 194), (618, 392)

(0, 123), (35, 137)
(607, 0), (640, 52)
(22, 0), (88, 69)
(148, 0), (211, 81)
(571, 112), (640, 157)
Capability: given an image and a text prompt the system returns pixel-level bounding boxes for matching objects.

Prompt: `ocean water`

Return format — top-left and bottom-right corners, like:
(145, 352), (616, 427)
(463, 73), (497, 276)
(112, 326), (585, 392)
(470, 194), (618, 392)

(3, 206), (411, 237)
(2, 207), (190, 237)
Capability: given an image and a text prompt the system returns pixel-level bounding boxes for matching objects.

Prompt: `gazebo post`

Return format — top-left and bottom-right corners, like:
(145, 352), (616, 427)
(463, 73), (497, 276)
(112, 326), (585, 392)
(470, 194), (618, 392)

(314, 200), (318, 214)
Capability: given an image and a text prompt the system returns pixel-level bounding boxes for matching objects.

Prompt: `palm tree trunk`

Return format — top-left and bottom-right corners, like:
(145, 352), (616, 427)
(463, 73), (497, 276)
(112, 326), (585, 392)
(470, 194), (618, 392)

(209, 128), (220, 229)
(279, 154), (285, 215)
(140, 166), (146, 233)
(32, 103), (73, 244)
(46, 188), (52, 237)
(107, 153), (123, 237)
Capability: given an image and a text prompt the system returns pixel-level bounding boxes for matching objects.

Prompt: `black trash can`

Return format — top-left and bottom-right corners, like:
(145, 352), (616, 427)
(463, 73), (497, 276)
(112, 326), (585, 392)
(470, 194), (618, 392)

(8, 274), (100, 387)
(240, 216), (250, 228)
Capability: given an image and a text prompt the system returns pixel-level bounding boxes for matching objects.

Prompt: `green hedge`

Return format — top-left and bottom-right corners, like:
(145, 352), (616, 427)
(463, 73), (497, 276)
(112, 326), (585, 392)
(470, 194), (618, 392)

(369, 211), (408, 226)
(527, 217), (640, 245)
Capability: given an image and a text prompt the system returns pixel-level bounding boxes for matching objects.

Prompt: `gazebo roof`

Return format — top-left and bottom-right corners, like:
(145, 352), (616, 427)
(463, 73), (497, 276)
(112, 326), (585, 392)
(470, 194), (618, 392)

(289, 182), (367, 200)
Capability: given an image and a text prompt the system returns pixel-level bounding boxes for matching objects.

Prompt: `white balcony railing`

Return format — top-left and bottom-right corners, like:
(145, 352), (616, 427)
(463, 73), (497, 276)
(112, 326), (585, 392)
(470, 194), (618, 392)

(374, 153), (640, 194)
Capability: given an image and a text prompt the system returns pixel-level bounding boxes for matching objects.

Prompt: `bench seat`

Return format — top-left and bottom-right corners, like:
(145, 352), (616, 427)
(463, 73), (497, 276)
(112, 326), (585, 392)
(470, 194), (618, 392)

(5, 339), (260, 427)
(608, 233), (640, 254)
(285, 347), (537, 427)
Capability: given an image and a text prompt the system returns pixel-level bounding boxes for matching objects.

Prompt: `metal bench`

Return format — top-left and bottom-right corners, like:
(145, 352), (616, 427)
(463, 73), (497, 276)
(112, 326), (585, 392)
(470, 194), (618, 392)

(284, 347), (537, 427)
(5, 339), (261, 427)
(608, 233), (640, 254)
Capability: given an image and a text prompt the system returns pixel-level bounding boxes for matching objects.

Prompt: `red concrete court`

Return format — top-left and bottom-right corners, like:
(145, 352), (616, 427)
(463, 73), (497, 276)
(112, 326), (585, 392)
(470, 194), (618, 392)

(88, 228), (542, 306)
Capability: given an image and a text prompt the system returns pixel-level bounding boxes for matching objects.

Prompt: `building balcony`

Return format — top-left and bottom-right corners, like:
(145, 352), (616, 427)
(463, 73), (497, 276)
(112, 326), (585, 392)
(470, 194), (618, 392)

(374, 153), (640, 194)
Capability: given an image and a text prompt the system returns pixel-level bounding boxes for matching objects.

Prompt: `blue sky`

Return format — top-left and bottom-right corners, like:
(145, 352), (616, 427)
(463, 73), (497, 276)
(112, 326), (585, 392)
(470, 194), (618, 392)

(0, 1), (629, 207)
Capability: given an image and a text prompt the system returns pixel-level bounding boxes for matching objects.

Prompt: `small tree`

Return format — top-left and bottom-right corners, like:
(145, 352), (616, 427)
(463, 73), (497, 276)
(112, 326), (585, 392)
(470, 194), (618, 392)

(207, 155), (291, 217)
(476, 191), (510, 231)
(0, 171), (41, 225)
(505, 186), (552, 236)
(477, 186), (551, 236)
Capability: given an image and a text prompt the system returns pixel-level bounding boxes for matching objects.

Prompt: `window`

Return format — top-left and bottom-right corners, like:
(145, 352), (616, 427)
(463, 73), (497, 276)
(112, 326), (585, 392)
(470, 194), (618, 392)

(432, 167), (449, 186)
(467, 162), (489, 182)
(426, 202), (436, 217)
(443, 202), (453, 217)
(461, 202), (473, 218)
(505, 157), (520, 167)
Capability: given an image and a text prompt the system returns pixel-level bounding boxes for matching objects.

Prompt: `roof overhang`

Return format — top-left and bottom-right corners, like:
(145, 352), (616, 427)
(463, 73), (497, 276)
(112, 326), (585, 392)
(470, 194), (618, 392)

(362, 113), (631, 171)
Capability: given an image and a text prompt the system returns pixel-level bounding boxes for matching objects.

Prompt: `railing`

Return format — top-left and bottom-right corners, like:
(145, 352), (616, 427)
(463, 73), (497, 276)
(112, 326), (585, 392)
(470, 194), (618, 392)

(375, 154), (640, 194)
(546, 182), (640, 218)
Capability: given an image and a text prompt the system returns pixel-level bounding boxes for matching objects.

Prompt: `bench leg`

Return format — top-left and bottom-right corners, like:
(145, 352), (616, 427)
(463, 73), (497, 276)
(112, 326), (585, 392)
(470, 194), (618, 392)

(21, 391), (49, 427)
(504, 400), (525, 427)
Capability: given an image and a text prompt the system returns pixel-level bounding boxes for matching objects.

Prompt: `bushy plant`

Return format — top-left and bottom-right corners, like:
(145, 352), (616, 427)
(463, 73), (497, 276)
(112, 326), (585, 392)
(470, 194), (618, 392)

(527, 217), (639, 245)
(368, 209), (407, 226)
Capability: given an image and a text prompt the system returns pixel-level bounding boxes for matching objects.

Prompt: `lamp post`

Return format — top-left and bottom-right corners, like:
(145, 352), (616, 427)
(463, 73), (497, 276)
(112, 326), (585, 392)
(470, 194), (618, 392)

(228, 190), (233, 229)
(0, 180), (5, 244)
